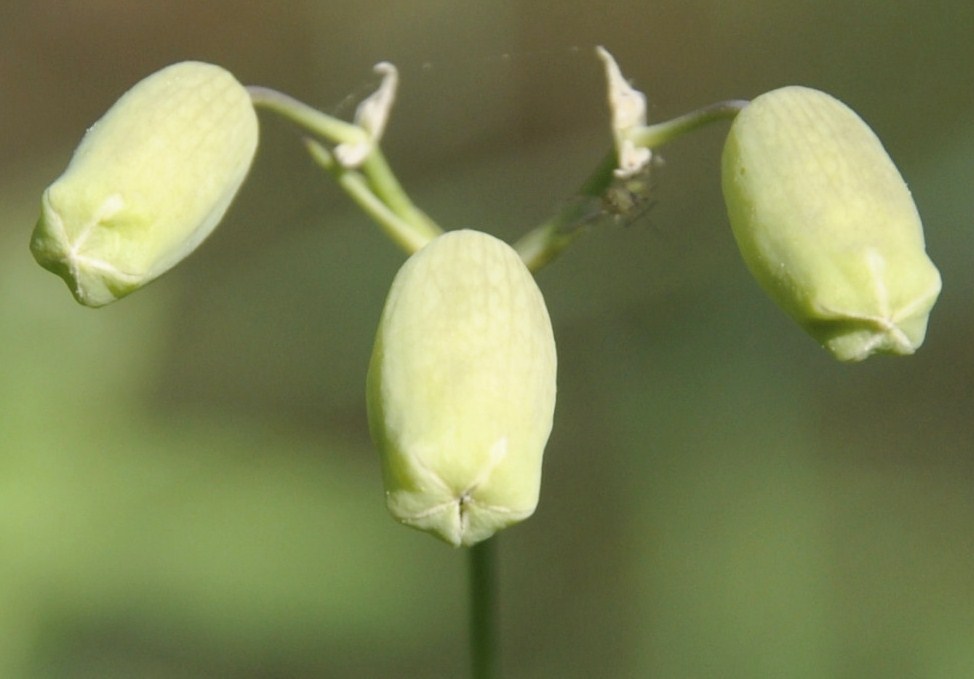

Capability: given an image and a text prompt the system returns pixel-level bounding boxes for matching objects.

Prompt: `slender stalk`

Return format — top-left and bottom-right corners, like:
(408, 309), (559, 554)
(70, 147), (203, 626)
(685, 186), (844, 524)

(248, 85), (442, 252)
(630, 99), (749, 149)
(516, 100), (749, 271)
(469, 538), (498, 679)
(360, 151), (443, 242)
(514, 152), (617, 272)
(247, 86), (366, 145)
(304, 140), (432, 254)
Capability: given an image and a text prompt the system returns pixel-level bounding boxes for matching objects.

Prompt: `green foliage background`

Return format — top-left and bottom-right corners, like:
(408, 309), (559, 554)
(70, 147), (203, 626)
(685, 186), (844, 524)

(2, 1), (972, 677)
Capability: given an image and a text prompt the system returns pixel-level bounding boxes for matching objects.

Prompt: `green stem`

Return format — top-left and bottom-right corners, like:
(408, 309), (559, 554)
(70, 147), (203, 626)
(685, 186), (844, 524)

(469, 538), (498, 679)
(247, 86), (366, 146)
(252, 83), (746, 267)
(514, 152), (617, 272)
(248, 85), (442, 253)
(630, 99), (749, 149)
(304, 140), (432, 253)
(516, 100), (749, 271)
(360, 151), (442, 243)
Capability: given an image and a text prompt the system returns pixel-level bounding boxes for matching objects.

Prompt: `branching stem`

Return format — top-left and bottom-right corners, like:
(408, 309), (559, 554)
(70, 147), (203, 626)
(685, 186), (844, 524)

(249, 85), (441, 254)
(516, 100), (749, 271)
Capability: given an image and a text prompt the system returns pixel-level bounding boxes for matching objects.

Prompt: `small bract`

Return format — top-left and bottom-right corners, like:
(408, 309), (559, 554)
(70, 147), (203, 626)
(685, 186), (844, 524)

(722, 86), (941, 361)
(367, 230), (557, 547)
(31, 61), (259, 307)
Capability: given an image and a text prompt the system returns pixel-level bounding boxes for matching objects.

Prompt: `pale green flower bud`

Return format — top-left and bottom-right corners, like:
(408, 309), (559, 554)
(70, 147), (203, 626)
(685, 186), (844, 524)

(31, 61), (258, 307)
(367, 230), (557, 547)
(722, 86), (941, 361)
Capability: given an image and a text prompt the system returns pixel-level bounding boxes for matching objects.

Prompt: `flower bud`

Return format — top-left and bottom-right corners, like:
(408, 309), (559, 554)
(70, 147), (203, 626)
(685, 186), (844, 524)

(31, 61), (259, 307)
(722, 86), (941, 361)
(367, 230), (557, 546)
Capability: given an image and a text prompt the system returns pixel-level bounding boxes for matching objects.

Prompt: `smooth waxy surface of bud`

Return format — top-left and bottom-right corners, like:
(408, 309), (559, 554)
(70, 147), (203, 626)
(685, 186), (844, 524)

(367, 230), (557, 547)
(31, 61), (258, 307)
(722, 86), (941, 361)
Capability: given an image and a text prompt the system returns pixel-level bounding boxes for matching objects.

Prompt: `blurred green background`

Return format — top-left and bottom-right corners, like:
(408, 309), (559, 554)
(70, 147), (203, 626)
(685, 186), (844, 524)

(2, 1), (973, 677)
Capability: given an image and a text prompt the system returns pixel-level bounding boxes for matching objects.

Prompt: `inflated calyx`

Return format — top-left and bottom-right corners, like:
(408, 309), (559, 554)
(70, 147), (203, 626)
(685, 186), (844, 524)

(722, 86), (941, 361)
(367, 230), (557, 546)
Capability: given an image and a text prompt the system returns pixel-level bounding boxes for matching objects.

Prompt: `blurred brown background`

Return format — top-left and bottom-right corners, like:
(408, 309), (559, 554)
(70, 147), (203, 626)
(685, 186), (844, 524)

(2, 1), (973, 677)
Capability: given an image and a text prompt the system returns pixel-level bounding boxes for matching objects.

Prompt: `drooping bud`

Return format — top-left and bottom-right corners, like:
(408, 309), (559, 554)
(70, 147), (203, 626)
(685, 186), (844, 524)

(31, 61), (259, 307)
(722, 86), (941, 361)
(367, 230), (557, 547)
